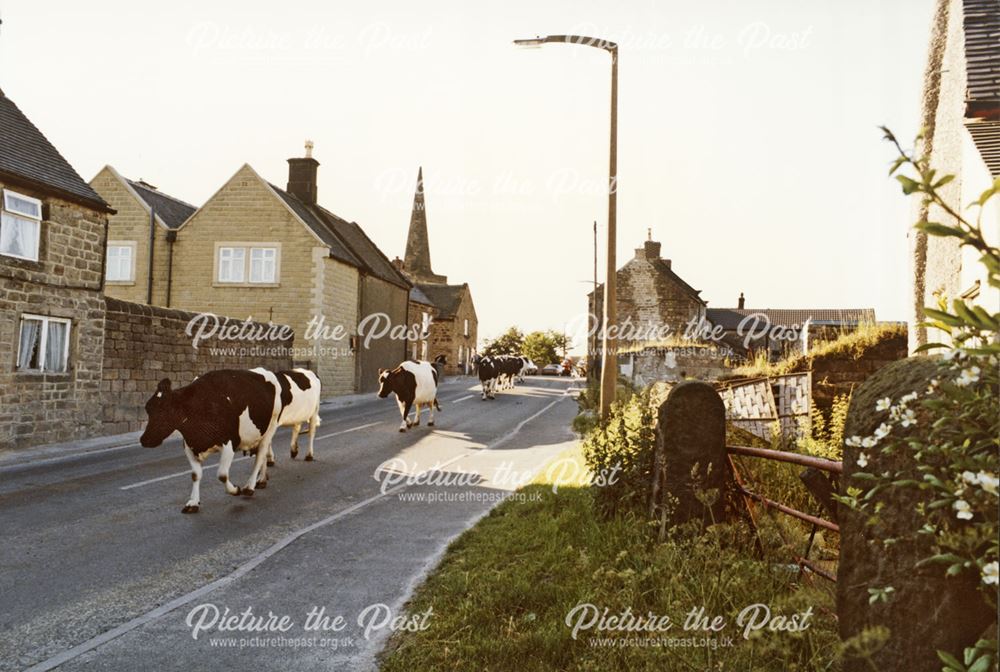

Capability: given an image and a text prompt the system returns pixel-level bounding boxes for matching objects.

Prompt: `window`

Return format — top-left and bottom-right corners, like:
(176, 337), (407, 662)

(464, 319), (469, 337)
(1, 189), (42, 261)
(249, 247), (277, 283)
(17, 314), (70, 373)
(106, 242), (135, 282)
(216, 245), (279, 284)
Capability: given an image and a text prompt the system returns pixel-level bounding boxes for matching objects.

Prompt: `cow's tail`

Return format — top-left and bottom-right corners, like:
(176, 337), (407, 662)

(434, 398), (442, 412)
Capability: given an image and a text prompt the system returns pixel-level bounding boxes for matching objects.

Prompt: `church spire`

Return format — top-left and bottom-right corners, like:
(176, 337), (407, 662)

(403, 167), (447, 284)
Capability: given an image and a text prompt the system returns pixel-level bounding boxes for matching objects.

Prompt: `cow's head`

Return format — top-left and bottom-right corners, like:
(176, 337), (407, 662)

(140, 378), (179, 447)
(377, 367), (398, 399)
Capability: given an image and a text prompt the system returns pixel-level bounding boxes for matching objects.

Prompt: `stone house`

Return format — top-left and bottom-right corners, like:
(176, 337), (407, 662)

(89, 165), (196, 306)
(0, 88), (115, 449)
(911, 0), (1000, 352)
(393, 167), (478, 375)
(161, 147), (410, 395)
(589, 235), (707, 351)
(406, 285), (438, 361)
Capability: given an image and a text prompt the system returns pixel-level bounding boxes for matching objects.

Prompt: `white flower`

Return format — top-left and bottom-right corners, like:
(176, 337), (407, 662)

(845, 436), (862, 448)
(876, 397), (892, 411)
(943, 349), (965, 362)
(857, 453), (869, 468)
(874, 423), (892, 440)
(983, 561), (999, 586)
(900, 409), (917, 428)
(900, 391), (918, 404)
(962, 471), (980, 485)
(953, 499), (974, 520)
(862, 436), (878, 449)
(956, 366), (981, 387)
(978, 472), (999, 497)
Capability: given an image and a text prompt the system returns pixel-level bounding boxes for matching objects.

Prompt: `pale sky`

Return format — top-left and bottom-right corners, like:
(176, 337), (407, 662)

(0, 0), (936, 350)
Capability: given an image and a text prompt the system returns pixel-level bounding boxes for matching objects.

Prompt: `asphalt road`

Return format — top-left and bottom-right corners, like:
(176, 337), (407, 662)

(0, 376), (581, 672)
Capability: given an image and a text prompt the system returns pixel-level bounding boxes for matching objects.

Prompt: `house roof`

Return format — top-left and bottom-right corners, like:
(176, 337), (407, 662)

(127, 179), (196, 229)
(409, 286), (435, 307)
(268, 184), (361, 267)
(416, 283), (468, 318)
(0, 90), (111, 212)
(312, 204), (411, 289)
(706, 307), (876, 330)
(588, 258), (706, 305)
(267, 183), (410, 289)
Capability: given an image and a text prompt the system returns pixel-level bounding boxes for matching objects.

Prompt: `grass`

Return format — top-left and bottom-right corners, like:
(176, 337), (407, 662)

(379, 445), (839, 671)
(728, 322), (907, 380)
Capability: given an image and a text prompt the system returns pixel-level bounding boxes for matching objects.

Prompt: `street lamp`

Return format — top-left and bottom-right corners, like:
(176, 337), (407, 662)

(514, 34), (619, 419)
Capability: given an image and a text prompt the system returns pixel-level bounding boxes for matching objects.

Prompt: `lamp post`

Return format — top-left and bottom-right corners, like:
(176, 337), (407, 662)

(514, 34), (618, 418)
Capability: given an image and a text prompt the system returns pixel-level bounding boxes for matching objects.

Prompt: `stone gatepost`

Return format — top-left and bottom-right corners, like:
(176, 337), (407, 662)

(838, 357), (994, 671)
(649, 381), (731, 532)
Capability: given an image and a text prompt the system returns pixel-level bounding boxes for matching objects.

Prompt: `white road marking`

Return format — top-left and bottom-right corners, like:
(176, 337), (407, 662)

(119, 422), (383, 491)
(451, 394), (474, 403)
(29, 388), (569, 672)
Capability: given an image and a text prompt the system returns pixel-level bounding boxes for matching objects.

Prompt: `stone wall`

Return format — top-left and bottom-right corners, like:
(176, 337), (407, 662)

(357, 274), (409, 392)
(426, 288), (477, 375)
(622, 345), (731, 386)
(806, 333), (909, 409)
(100, 297), (294, 435)
(0, 185), (108, 451)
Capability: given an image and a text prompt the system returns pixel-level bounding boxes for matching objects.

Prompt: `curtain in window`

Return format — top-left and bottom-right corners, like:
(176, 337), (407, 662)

(17, 319), (40, 370)
(46, 322), (68, 372)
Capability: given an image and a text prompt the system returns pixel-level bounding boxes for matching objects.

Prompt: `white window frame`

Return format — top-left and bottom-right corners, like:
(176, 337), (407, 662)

(464, 319), (469, 337)
(16, 314), (71, 373)
(249, 247), (277, 283)
(1, 189), (43, 262)
(105, 241), (137, 284)
(214, 243), (280, 286)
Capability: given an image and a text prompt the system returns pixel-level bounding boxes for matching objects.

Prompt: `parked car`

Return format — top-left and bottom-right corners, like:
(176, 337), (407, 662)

(523, 359), (538, 375)
(541, 363), (562, 376)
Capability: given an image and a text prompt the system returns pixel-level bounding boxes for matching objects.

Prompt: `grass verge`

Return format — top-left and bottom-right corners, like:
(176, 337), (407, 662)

(379, 444), (839, 671)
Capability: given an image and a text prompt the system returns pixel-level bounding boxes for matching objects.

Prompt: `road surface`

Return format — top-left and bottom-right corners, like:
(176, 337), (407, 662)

(0, 376), (580, 671)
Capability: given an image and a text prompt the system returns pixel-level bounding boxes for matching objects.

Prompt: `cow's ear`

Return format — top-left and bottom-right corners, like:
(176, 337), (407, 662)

(156, 378), (172, 393)
(378, 368), (386, 375)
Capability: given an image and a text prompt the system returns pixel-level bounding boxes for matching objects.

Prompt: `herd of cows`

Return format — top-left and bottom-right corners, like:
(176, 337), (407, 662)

(138, 353), (538, 513)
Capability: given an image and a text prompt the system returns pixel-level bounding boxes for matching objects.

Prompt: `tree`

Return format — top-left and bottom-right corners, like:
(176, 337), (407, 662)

(523, 330), (572, 367)
(482, 327), (524, 357)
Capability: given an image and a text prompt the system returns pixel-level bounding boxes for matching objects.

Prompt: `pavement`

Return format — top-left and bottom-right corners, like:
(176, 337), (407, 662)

(0, 376), (582, 671)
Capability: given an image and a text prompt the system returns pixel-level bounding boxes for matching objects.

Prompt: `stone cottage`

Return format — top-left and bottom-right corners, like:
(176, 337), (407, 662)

(162, 145), (410, 395)
(0, 88), (115, 449)
(89, 165), (196, 306)
(393, 167), (478, 375)
(589, 234), (707, 350)
(910, 0), (1000, 352)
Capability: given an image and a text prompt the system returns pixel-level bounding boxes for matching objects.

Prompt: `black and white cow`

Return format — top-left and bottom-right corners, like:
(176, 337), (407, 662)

(495, 355), (523, 391)
(139, 368), (282, 513)
(377, 361), (441, 432)
(261, 368), (322, 464)
(477, 355), (497, 400)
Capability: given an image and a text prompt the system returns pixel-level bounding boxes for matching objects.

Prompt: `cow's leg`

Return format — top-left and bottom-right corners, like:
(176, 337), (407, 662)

(428, 400), (436, 426)
(290, 423), (302, 460)
(412, 402), (421, 427)
(397, 398), (408, 432)
(182, 444), (202, 514)
(217, 441), (240, 496)
(304, 414), (318, 462)
(481, 381), (488, 400)
(266, 442), (275, 468)
(242, 429), (275, 496)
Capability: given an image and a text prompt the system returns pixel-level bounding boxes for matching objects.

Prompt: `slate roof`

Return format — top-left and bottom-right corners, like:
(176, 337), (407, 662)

(706, 308), (876, 330)
(416, 283), (467, 318)
(269, 184), (361, 267)
(267, 183), (410, 289)
(0, 90), (111, 211)
(127, 179), (196, 229)
(409, 286), (435, 307)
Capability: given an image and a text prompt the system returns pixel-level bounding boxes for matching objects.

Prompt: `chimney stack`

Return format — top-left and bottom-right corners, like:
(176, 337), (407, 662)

(738, 292), (745, 309)
(644, 240), (661, 260)
(287, 140), (319, 205)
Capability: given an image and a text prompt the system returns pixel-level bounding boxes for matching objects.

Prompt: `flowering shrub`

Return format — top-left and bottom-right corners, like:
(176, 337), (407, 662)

(838, 130), (999, 670)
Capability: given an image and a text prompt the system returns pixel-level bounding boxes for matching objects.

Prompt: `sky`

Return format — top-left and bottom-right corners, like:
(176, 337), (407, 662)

(0, 0), (937, 351)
